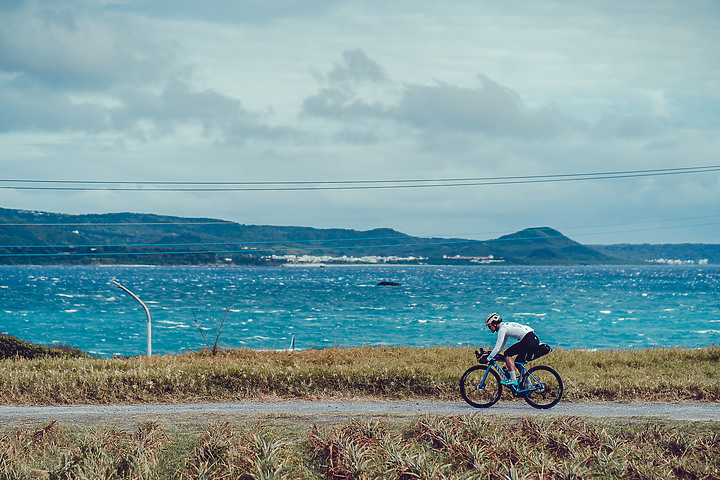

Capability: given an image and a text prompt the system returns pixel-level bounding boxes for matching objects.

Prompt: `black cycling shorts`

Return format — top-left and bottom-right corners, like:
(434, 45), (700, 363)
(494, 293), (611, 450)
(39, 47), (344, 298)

(504, 332), (540, 363)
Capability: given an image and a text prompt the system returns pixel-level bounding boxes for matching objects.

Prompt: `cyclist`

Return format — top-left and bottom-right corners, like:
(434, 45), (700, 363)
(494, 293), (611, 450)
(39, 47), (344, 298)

(484, 313), (540, 386)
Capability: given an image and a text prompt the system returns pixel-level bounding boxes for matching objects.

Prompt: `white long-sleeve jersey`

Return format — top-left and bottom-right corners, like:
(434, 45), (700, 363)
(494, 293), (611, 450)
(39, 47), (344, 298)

(487, 322), (534, 359)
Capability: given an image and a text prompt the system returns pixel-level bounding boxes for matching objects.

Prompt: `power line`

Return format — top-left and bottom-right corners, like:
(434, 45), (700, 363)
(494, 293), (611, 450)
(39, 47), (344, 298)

(570, 220), (720, 239)
(0, 230), (594, 258)
(438, 214), (720, 242)
(1, 219), (718, 259)
(0, 238), (475, 258)
(0, 165), (718, 191)
(0, 221), (234, 227)
(0, 233), (413, 250)
(2, 201), (718, 231)
(3, 213), (720, 251)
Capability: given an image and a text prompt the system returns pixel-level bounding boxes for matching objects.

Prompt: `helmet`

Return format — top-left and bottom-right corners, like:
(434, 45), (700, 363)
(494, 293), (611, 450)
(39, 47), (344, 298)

(485, 313), (501, 326)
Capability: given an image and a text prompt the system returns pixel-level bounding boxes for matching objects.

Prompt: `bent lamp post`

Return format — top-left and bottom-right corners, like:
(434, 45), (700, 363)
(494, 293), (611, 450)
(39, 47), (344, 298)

(111, 280), (152, 357)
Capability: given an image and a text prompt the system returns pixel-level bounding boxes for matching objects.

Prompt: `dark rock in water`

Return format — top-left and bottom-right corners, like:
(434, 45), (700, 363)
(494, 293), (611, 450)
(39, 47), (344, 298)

(377, 281), (401, 286)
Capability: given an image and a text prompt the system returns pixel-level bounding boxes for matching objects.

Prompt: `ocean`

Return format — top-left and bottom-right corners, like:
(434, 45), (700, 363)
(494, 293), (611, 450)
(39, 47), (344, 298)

(1, 265), (719, 358)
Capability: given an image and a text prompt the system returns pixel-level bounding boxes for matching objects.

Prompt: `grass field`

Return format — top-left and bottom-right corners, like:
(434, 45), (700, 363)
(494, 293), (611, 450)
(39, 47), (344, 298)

(2, 415), (719, 479)
(1, 342), (719, 405)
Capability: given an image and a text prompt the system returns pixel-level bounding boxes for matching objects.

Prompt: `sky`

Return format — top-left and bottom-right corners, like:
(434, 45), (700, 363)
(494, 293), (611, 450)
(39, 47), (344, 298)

(1, 0), (719, 246)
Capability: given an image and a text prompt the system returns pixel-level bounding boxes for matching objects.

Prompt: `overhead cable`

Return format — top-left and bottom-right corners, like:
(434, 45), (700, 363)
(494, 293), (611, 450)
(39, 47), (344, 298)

(0, 165), (718, 191)
(1, 219), (719, 258)
(2, 213), (720, 250)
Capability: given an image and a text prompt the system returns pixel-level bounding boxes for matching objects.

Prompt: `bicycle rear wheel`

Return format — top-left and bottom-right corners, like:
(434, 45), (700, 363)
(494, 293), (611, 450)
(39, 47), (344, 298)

(522, 365), (563, 409)
(460, 365), (502, 408)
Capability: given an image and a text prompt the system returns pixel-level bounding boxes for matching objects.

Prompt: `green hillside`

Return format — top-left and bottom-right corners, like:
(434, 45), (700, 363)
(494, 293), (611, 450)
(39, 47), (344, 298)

(0, 333), (88, 359)
(0, 207), (627, 265)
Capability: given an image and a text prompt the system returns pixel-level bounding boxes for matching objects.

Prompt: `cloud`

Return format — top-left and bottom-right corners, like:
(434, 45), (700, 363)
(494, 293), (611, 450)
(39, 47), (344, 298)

(0, 85), (109, 132)
(112, 80), (248, 139)
(394, 76), (580, 137)
(326, 49), (388, 86)
(302, 87), (388, 123)
(592, 113), (663, 138)
(302, 49), (395, 139)
(0, 2), (175, 91)
(106, 0), (339, 24)
(0, 1), (294, 143)
(304, 52), (582, 139)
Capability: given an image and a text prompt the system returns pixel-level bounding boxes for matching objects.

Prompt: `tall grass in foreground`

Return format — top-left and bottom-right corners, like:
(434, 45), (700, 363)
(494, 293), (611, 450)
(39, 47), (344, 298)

(1, 346), (719, 405)
(2, 416), (719, 479)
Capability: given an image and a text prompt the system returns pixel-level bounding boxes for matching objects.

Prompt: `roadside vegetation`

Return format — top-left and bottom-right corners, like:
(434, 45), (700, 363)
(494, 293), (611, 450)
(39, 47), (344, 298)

(2, 415), (719, 479)
(1, 336), (719, 404)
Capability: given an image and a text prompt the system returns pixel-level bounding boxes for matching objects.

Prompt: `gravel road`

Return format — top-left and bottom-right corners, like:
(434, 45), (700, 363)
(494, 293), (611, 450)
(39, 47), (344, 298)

(2, 401), (719, 427)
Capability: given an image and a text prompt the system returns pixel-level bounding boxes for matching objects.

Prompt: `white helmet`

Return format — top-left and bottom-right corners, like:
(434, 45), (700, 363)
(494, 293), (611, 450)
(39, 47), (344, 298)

(485, 312), (501, 326)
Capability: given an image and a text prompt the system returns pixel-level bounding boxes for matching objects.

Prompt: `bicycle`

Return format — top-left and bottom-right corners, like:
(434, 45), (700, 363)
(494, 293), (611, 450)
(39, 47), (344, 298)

(460, 348), (564, 409)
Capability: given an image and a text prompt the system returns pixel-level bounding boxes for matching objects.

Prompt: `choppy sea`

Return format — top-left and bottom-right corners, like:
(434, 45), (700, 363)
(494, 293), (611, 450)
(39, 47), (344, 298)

(1, 265), (719, 357)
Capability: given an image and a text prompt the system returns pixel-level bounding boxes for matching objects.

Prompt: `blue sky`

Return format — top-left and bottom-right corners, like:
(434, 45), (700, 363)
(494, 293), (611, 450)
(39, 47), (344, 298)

(1, 0), (719, 244)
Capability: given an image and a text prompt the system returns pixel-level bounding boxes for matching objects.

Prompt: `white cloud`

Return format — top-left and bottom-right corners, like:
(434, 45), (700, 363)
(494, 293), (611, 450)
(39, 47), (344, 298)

(0, 2), (174, 91)
(326, 49), (388, 85)
(393, 77), (577, 137)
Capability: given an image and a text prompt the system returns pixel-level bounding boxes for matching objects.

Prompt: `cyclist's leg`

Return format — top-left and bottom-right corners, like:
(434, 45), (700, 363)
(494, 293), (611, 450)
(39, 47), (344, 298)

(500, 356), (518, 385)
(504, 333), (540, 375)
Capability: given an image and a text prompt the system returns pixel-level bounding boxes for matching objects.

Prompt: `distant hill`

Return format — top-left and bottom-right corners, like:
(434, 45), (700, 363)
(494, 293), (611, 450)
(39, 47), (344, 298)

(0, 206), (706, 266)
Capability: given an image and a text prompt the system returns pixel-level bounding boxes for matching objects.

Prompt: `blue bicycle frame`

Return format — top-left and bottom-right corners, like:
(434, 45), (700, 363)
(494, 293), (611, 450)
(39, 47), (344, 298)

(485, 356), (538, 394)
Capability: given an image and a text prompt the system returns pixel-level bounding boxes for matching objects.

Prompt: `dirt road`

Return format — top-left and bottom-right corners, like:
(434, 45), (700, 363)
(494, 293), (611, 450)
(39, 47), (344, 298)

(2, 401), (719, 427)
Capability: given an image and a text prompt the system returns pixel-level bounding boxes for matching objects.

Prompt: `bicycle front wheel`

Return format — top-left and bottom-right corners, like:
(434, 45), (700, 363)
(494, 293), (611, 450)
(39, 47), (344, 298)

(460, 365), (502, 408)
(522, 365), (563, 409)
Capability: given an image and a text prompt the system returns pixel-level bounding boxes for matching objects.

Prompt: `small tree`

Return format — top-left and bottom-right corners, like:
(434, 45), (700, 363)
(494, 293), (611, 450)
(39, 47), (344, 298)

(193, 304), (232, 355)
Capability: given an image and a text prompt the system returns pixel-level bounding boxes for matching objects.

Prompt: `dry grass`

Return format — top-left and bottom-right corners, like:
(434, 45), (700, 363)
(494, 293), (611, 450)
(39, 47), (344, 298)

(2, 416), (719, 479)
(0, 421), (169, 480)
(1, 346), (719, 405)
(549, 346), (720, 402)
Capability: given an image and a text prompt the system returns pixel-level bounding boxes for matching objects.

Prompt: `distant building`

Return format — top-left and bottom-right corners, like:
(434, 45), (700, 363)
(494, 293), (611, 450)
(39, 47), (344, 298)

(443, 254), (505, 264)
(266, 254), (426, 264)
(647, 258), (709, 265)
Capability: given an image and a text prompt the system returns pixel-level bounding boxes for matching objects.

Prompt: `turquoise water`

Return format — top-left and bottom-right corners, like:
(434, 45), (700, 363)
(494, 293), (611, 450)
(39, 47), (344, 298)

(1, 265), (719, 357)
